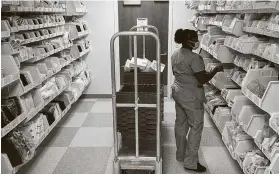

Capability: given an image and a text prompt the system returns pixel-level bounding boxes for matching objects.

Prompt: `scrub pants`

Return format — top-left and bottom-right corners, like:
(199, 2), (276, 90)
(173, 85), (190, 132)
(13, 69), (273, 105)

(172, 89), (204, 169)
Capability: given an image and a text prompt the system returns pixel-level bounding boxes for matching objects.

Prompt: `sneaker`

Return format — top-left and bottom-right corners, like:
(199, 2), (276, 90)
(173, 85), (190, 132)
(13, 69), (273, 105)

(184, 163), (207, 173)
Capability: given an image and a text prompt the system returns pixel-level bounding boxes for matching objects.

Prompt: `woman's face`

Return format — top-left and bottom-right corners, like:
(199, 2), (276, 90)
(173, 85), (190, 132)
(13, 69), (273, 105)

(188, 35), (200, 50)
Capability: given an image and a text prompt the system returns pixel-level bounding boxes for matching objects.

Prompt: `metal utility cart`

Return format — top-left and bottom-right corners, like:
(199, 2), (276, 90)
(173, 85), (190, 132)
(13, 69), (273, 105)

(110, 25), (163, 174)
(128, 25), (159, 59)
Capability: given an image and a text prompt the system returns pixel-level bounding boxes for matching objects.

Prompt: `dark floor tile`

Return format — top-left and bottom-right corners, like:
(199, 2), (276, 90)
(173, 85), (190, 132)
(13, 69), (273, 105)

(40, 127), (79, 147)
(69, 100), (96, 113)
(58, 113), (88, 127)
(53, 147), (111, 174)
(17, 147), (67, 174)
(82, 113), (113, 127)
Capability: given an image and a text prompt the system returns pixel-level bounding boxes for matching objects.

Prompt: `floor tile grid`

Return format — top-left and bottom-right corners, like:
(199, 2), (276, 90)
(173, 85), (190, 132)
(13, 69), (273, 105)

(18, 99), (98, 174)
(53, 99), (114, 174)
(18, 98), (243, 174)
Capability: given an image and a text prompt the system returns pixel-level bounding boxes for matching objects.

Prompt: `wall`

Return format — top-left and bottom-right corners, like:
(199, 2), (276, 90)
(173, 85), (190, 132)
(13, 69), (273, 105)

(83, 0), (120, 96)
(82, 0), (195, 96)
(167, 0), (196, 97)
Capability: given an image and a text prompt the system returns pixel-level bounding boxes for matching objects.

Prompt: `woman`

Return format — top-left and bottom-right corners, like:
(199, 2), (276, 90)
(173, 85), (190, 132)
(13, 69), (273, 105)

(171, 29), (223, 172)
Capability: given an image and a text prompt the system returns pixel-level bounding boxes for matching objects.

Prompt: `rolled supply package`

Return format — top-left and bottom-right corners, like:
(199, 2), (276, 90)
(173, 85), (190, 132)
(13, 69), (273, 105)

(130, 57), (149, 70)
(149, 60), (165, 72)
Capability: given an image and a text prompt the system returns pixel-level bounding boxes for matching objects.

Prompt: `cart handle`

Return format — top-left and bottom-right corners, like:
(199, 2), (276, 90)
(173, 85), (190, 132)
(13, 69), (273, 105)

(110, 31), (161, 162)
(129, 25), (159, 59)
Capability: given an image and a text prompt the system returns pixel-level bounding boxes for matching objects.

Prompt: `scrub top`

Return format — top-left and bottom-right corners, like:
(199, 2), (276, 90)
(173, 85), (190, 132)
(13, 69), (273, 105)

(171, 48), (206, 110)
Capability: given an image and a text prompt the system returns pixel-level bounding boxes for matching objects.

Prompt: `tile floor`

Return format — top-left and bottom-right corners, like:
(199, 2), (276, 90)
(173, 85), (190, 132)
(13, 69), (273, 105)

(18, 98), (243, 174)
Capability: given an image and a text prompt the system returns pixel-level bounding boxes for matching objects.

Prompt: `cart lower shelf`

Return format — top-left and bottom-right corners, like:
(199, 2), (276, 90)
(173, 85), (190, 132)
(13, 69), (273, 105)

(121, 160), (156, 171)
(122, 170), (155, 174)
(116, 139), (163, 172)
(119, 140), (157, 158)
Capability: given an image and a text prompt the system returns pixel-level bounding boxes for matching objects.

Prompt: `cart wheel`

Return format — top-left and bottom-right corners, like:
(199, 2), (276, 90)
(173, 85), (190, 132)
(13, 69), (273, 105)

(121, 170), (154, 174)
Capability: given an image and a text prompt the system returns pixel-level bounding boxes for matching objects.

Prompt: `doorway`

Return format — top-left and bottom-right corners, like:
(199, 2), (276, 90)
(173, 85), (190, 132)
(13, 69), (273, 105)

(118, 1), (169, 96)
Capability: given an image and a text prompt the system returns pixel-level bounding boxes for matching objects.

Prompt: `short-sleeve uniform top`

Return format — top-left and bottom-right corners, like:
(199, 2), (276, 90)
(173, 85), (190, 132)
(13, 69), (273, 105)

(171, 48), (206, 109)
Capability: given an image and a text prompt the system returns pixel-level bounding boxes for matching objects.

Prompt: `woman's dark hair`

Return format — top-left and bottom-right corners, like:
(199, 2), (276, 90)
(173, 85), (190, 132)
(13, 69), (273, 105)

(174, 29), (186, 44)
(174, 29), (198, 44)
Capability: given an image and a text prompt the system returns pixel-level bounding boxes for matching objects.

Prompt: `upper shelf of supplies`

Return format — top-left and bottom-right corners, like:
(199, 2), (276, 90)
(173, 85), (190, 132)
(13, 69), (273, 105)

(1, 1), (88, 16)
(1, 1), (65, 13)
(196, 1), (279, 14)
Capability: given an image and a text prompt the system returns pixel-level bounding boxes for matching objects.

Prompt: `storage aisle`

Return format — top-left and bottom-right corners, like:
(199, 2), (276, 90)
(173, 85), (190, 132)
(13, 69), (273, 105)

(187, 1), (279, 174)
(17, 98), (243, 174)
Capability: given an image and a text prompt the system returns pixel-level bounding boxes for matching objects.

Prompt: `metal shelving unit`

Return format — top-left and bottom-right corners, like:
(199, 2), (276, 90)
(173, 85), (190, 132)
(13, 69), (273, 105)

(191, 1), (279, 173)
(1, 1), (92, 173)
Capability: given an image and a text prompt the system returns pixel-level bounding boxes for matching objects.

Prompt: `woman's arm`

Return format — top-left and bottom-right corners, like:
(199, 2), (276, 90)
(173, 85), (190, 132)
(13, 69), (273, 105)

(194, 65), (223, 85)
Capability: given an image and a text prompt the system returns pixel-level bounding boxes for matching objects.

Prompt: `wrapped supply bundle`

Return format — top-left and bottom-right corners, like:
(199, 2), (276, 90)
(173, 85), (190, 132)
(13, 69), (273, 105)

(124, 57), (165, 73)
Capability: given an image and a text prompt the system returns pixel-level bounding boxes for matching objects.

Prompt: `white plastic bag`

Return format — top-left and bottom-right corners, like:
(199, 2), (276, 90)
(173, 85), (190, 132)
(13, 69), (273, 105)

(130, 57), (149, 70)
(150, 60), (165, 72)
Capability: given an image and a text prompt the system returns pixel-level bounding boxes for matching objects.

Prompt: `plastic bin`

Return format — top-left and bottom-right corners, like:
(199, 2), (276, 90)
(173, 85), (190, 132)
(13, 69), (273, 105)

(243, 153), (268, 174)
(225, 89), (242, 106)
(225, 36), (265, 54)
(265, 153), (279, 174)
(1, 55), (20, 88)
(64, 1), (88, 16)
(198, 1), (216, 12)
(222, 121), (240, 150)
(259, 43), (279, 65)
(201, 33), (226, 48)
(1, 20), (10, 38)
(214, 107), (232, 132)
(238, 106), (267, 138)
(224, 36), (234, 47)
(1, 96), (29, 137)
(222, 121), (254, 160)
(222, 15), (244, 37)
(253, 1), (279, 13)
(245, 24), (279, 39)
(67, 21), (90, 40)
(55, 91), (75, 107)
(194, 17), (208, 31)
(1, 154), (13, 174)
(209, 14), (225, 27)
(2, 67), (37, 98)
(70, 41), (91, 60)
(233, 137), (255, 160)
(231, 95), (254, 119)
(215, 45), (234, 63)
(211, 72), (239, 90)
(269, 113), (279, 135)
(242, 68), (279, 114)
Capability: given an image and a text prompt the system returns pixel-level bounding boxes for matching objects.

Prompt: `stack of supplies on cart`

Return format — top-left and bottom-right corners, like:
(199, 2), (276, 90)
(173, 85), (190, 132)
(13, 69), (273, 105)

(116, 57), (165, 149)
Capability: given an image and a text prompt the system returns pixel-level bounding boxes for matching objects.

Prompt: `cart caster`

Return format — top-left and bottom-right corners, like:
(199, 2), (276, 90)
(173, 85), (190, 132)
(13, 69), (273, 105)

(114, 160), (121, 174)
(155, 159), (162, 174)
